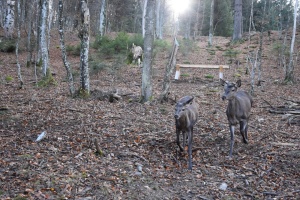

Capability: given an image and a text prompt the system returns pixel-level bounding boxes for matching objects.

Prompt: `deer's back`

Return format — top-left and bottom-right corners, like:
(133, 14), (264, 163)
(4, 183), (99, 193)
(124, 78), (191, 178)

(226, 91), (252, 125)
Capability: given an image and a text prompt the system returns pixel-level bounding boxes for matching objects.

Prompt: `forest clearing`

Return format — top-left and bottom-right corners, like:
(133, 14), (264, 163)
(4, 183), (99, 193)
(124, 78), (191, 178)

(1, 26), (300, 199)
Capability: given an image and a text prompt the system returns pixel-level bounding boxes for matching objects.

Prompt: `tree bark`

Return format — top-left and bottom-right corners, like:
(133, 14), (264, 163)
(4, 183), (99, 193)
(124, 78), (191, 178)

(16, 0), (23, 88)
(40, 0), (49, 77)
(140, 0), (155, 103)
(159, 38), (179, 103)
(232, 0), (242, 41)
(58, 0), (75, 97)
(208, 0), (214, 46)
(142, 0), (148, 38)
(99, 0), (106, 36)
(4, 0), (15, 38)
(79, 0), (90, 95)
(285, 0), (298, 83)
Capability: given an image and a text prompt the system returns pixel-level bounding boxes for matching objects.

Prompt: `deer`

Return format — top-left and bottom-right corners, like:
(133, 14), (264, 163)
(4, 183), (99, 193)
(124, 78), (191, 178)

(174, 96), (199, 170)
(131, 43), (143, 66)
(220, 79), (253, 158)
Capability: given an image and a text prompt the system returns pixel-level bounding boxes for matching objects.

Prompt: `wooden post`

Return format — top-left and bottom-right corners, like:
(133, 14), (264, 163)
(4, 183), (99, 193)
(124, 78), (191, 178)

(174, 64), (180, 80)
(219, 65), (224, 79)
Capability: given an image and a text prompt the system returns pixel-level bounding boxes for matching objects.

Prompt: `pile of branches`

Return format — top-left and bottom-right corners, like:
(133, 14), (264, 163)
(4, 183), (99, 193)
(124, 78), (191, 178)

(267, 98), (300, 126)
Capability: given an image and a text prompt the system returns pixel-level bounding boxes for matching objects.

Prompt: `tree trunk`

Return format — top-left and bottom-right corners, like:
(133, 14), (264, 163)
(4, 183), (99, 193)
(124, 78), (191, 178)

(193, 0), (201, 39)
(99, 0), (106, 36)
(159, 37), (179, 103)
(142, 0), (147, 37)
(232, 0), (242, 41)
(58, 0), (75, 97)
(16, 0), (23, 88)
(79, 0), (90, 95)
(4, 0), (15, 38)
(285, 0), (298, 83)
(257, 0), (266, 86)
(26, 0), (34, 67)
(208, 0), (214, 46)
(141, 0), (155, 103)
(40, 0), (49, 77)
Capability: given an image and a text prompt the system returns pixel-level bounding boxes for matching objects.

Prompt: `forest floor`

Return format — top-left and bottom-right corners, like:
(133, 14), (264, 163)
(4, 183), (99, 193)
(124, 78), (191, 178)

(0, 29), (300, 200)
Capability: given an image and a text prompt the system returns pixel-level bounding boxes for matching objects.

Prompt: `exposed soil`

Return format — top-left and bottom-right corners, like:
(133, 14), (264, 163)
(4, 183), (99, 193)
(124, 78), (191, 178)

(0, 29), (300, 200)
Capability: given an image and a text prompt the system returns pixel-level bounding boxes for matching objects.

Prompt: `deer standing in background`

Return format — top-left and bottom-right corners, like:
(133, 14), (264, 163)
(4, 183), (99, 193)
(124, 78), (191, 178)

(220, 79), (253, 157)
(131, 43), (143, 67)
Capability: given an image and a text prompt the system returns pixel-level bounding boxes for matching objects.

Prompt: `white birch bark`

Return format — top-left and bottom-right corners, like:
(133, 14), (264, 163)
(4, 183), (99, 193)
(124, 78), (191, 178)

(159, 37), (179, 102)
(79, 0), (90, 94)
(16, 0), (23, 88)
(141, 0), (155, 102)
(40, 0), (49, 76)
(285, 0), (298, 83)
(4, 0), (15, 38)
(208, 0), (214, 46)
(142, 0), (147, 38)
(58, 0), (75, 96)
(47, 0), (53, 49)
(99, 0), (106, 36)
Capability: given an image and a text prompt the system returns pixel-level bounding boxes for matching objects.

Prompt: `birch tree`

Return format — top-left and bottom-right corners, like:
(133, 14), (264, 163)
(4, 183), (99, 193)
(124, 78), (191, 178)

(232, 0), (242, 41)
(285, 0), (298, 83)
(141, 0), (155, 103)
(208, 0), (214, 46)
(142, 0), (147, 37)
(58, 0), (75, 96)
(4, 0), (15, 38)
(159, 38), (179, 103)
(16, 0), (23, 88)
(79, 0), (90, 95)
(155, 0), (164, 39)
(99, 0), (106, 36)
(40, 0), (49, 76)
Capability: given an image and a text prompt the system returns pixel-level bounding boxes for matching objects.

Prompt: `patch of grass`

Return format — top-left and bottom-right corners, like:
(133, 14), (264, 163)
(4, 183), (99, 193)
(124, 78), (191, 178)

(66, 44), (81, 56)
(182, 61), (191, 64)
(37, 69), (57, 87)
(5, 75), (14, 82)
(181, 73), (190, 77)
(206, 48), (216, 55)
(234, 73), (241, 78)
(14, 196), (27, 200)
(223, 48), (240, 63)
(0, 38), (16, 52)
(205, 74), (214, 79)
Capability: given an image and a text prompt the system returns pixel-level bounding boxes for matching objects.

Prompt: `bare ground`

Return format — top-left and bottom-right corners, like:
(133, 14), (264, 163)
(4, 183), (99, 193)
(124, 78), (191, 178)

(0, 30), (300, 199)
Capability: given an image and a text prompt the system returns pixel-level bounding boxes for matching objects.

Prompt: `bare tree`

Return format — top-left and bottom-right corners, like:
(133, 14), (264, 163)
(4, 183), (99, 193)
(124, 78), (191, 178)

(4, 0), (15, 38)
(140, 0), (155, 103)
(159, 38), (179, 103)
(142, 0), (148, 37)
(16, 0), (23, 88)
(99, 0), (106, 36)
(40, 0), (49, 76)
(285, 0), (298, 83)
(232, 0), (242, 41)
(58, 0), (75, 97)
(208, 0), (214, 46)
(79, 0), (90, 95)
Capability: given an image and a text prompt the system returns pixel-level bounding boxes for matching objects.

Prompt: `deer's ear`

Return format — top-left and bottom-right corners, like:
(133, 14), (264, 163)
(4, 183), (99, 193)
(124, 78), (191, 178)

(236, 80), (241, 87)
(220, 78), (226, 86)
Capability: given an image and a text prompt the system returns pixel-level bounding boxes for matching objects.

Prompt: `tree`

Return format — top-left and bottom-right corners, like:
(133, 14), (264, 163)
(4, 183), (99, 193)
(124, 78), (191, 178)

(58, 0), (75, 96)
(40, 0), (49, 76)
(79, 0), (90, 95)
(99, 0), (106, 36)
(16, 0), (23, 88)
(4, 0), (15, 38)
(155, 0), (165, 39)
(232, 0), (242, 41)
(142, 0), (148, 37)
(140, 0), (155, 103)
(208, 0), (214, 46)
(285, 0), (298, 83)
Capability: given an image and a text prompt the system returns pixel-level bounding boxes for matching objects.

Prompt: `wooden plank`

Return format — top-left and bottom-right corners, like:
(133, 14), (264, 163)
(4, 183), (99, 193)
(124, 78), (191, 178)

(178, 64), (230, 69)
